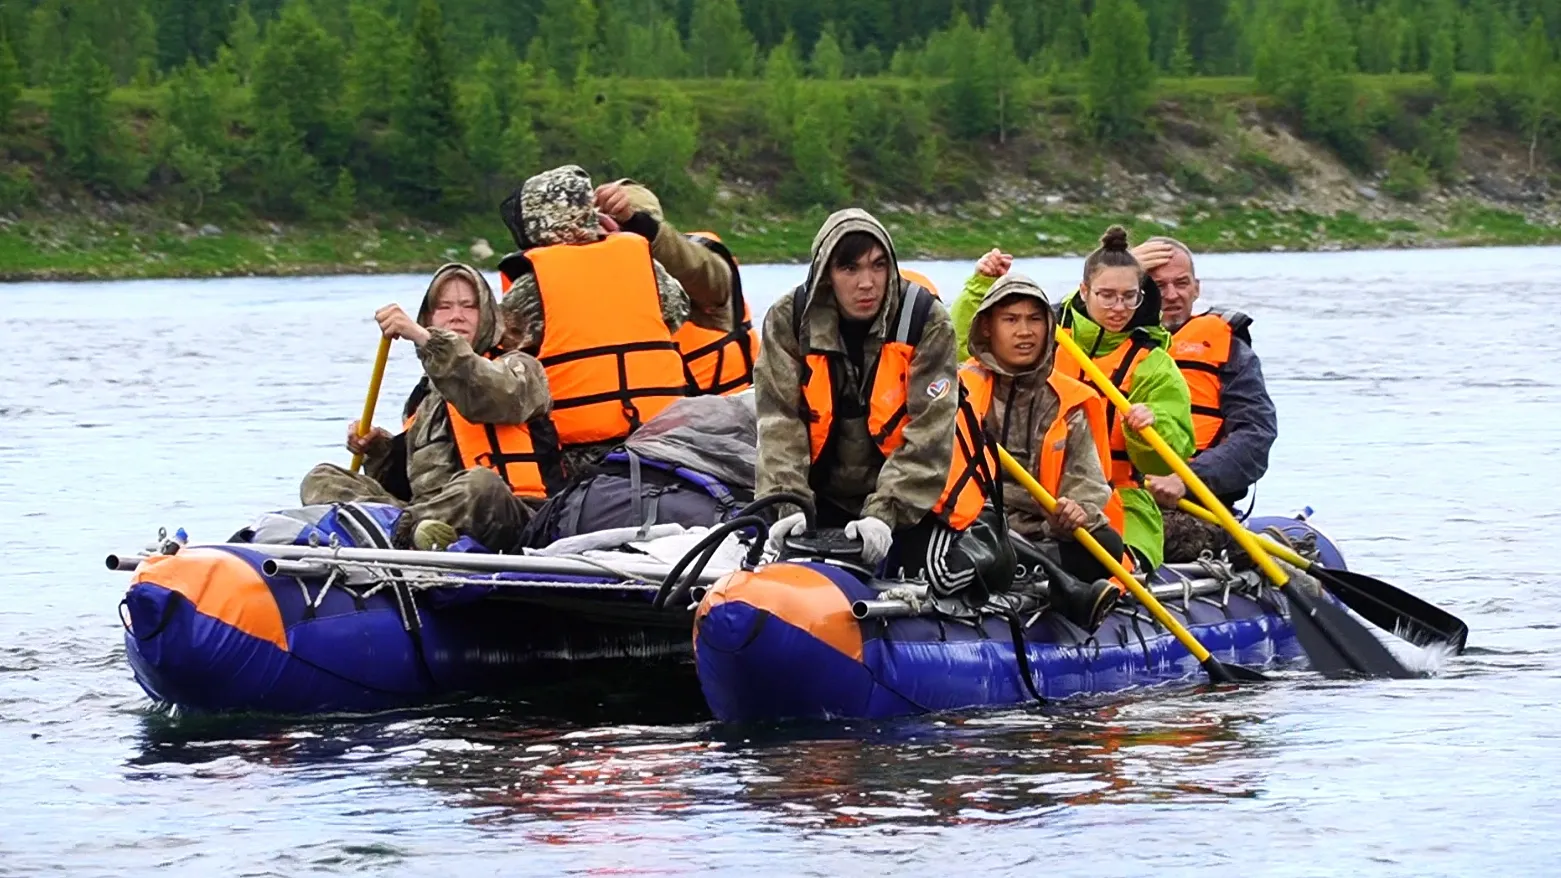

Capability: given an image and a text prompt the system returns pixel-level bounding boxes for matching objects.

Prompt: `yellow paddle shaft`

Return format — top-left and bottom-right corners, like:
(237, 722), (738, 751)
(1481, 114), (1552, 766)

(349, 336), (393, 474)
(997, 446), (1217, 665)
(1053, 329), (1290, 587)
(1176, 500), (1311, 569)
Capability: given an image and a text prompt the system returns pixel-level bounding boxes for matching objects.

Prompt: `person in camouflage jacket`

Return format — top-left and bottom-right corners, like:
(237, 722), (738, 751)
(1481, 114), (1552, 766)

(300, 263), (551, 552)
(496, 164), (714, 475)
(755, 210), (1006, 599)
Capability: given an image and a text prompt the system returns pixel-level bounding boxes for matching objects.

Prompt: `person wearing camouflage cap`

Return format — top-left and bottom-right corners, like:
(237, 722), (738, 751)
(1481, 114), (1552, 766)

(495, 165), (698, 477)
(300, 264), (559, 553)
(594, 178), (758, 395)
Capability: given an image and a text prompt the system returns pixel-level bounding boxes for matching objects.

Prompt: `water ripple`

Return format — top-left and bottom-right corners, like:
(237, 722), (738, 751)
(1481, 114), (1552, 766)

(4, 250), (1561, 875)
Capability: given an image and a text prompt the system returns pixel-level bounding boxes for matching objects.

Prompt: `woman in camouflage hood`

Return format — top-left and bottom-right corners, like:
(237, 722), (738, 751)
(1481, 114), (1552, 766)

(300, 263), (555, 552)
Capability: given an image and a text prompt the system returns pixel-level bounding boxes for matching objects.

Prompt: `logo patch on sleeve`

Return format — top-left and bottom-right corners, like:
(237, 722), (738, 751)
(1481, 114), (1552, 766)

(926, 378), (952, 400)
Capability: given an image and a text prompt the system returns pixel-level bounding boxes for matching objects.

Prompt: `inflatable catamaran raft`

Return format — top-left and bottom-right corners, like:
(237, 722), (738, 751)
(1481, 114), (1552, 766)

(109, 499), (1341, 720)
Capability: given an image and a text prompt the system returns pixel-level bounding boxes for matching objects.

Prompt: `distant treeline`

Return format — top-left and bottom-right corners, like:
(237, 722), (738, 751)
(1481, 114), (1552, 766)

(0, 0), (1556, 220)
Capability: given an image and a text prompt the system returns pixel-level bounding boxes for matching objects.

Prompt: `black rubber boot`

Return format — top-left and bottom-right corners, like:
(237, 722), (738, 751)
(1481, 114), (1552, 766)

(1048, 574), (1121, 632)
(1026, 547), (1120, 632)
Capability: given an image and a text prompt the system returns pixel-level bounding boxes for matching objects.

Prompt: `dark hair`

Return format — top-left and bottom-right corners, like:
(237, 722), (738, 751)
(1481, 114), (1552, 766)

(829, 231), (886, 270)
(1081, 224), (1141, 287)
(499, 187), (528, 248)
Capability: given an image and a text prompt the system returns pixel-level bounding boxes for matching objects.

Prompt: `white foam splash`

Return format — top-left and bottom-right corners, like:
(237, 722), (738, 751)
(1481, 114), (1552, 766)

(1384, 622), (1459, 675)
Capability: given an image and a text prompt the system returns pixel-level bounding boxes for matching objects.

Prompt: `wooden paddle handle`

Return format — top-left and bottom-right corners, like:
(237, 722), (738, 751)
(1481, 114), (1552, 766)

(1053, 329), (1291, 587)
(349, 336), (393, 474)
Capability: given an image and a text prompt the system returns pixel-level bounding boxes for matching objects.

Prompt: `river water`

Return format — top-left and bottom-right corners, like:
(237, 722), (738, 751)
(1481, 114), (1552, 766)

(2, 247), (1558, 876)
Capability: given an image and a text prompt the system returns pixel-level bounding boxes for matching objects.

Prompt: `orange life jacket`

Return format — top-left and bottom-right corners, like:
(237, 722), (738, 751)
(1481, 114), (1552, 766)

(899, 268), (940, 299)
(400, 370), (565, 499)
(958, 361), (1126, 536)
(1053, 327), (1160, 492)
(671, 231), (758, 396)
(444, 403), (565, 500)
(513, 233), (689, 448)
(794, 280), (992, 530)
(1170, 309), (1252, 452)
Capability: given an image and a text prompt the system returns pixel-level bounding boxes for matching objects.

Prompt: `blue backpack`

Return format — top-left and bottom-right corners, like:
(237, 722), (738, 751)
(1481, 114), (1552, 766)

(522, 448), (750, 548)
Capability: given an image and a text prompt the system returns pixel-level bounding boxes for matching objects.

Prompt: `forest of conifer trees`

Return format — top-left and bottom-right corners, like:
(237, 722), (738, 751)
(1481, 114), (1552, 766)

(0, 0), (1557, 226)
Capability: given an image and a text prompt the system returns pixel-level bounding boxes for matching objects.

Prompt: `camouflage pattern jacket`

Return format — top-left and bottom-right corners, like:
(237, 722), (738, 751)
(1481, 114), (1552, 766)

(753, 209), (963, 530)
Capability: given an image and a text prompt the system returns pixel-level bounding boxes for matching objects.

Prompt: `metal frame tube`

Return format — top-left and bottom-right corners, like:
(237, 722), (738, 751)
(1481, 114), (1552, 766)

(104, 554), (146, 572)
(112, 542), (730, 586)
(852, 599), (928, 619)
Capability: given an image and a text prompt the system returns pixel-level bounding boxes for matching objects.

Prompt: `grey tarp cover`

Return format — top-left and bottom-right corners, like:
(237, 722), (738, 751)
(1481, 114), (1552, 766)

(624, 391), (758, 488)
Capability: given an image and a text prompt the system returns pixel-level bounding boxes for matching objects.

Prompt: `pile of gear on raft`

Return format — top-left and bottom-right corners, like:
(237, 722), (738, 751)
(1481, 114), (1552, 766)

(298, 163), (1282, 635)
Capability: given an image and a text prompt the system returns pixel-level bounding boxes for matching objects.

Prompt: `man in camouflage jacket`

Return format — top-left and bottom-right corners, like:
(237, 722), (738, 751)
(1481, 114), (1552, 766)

(497, 165), (722, 475)
(754, 209), (971, 579)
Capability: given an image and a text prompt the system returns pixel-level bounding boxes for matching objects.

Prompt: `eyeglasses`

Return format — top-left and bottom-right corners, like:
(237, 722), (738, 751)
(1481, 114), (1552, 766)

(1090, 288), (1144, 309)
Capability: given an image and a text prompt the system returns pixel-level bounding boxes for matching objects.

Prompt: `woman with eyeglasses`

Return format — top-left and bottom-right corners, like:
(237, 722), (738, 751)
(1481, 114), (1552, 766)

(1054, 225), (1195, 571)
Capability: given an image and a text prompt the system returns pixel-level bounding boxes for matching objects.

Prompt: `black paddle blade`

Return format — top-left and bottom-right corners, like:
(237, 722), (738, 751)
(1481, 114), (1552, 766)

(1313, 566), (1469, 654)
(1285, 585), (1419, 680)
(1201, 656), (1269, 684)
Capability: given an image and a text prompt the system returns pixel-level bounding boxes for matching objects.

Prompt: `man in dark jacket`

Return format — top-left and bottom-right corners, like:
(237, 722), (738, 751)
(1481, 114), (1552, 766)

(1133, 237), (1278, 563)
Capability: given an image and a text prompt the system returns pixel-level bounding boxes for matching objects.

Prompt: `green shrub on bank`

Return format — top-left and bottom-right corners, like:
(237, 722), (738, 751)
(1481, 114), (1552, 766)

(1383, 152), (1432, 201)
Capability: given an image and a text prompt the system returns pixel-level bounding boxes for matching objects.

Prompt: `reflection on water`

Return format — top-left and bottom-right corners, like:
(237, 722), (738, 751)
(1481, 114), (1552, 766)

(129, 685), (1269, 837)
(4, 247), (1561, 875)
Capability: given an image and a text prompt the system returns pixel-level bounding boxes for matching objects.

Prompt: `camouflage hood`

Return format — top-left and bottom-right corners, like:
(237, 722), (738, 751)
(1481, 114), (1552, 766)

(967, 272), (1057, 378)
(799, 209), (904, 346)
(518, 164), (603, 247)
(967, 275), (1116, 545)
(416, 263), (501, 354)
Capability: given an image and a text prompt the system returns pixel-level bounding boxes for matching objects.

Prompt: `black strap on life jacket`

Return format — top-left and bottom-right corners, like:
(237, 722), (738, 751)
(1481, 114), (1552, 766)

(937, 386), (999, 521)
(681, 234), (755, 395)
(476, 416), (568, 496)
(437, 351), (569, 496)
(1103, 330), (1160, 483)
(865, 284), (935, 446)
(538, 339), (689, 425)
(1103, 330), (1159, 439)
(514, 254), (688, 433)
(1175, 360), (1223, 377)
(1205, 307), (1254, 345)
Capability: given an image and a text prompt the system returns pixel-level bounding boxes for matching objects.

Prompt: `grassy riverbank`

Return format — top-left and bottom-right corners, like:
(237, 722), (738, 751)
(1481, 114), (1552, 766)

(4, 62), (1560, 282)
(3, 201), (1558, 281)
